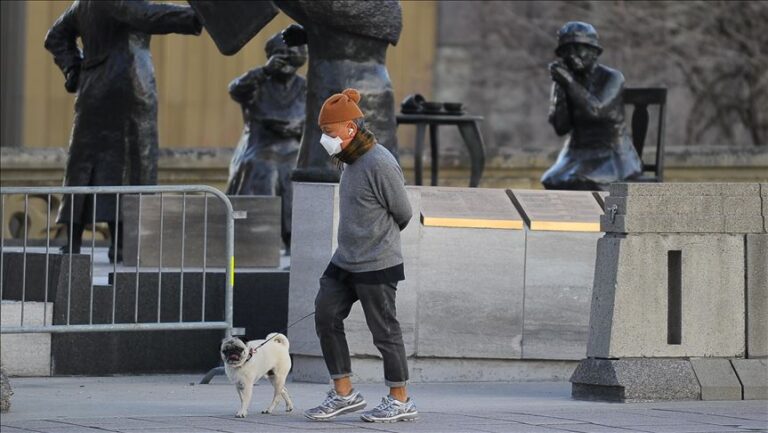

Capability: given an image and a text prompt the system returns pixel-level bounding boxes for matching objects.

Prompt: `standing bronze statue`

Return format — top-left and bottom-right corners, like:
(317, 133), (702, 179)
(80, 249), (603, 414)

(226, 31), (307, 251)
(44, 0), (202, 261)
(541, 21), (642, 191)
(277, 1), (403, 183)
(188, 0), (403, 183)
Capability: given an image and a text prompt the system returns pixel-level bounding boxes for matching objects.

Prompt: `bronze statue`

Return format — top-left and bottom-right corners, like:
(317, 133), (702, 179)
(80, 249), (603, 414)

(188, 0), (403, 183)
(278, 1), (403, 182)
(225, 31), (307, 251)
(44, 0), (201, 261)
(542, 21), (642, 191)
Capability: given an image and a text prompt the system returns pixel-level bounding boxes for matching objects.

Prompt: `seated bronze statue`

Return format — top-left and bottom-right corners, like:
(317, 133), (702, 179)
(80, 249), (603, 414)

(225, 31), (307, 251)
(541, 21), (642, 191)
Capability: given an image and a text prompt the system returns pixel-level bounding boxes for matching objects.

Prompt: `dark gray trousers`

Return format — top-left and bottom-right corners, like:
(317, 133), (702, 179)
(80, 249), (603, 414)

(314, 275), (408, 387)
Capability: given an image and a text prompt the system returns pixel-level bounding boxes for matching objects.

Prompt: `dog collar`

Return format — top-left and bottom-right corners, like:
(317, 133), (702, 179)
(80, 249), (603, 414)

(244, 349), (255, 363)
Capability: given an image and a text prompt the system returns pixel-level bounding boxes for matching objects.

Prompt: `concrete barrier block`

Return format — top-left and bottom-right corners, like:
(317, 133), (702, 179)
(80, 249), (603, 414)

(344, 187), (420, 358)
(1, 301), (53, 376)
(761, 183), (767, 232)
(418, 225), (525, 359)
(421, 187), (523, 229)
(293, 354), (578, 384)
(571, 358), (700, 402)
(587, 234), (745, 358)
(731, 359), (768, 400)
(378, 357), (576, 383)
(408, 358), (577, 383)
(509, 189), (602, 232)
(290, 355), (332, 384)
(287, 183), (337, 357)
(601, 213), (764, 234)
(690, 358), (742, 400)
(608, 182), (761, 197)
(287, 184), (420, 359)
(522, 230), (599, 360)
(602, 183), (764, 234)
(593, 191), (608, 210)
(0, 366), (11, 412)
(604, 195), (762, 218)
(585, 235), (621, 358)
(746, 234), (768, 358)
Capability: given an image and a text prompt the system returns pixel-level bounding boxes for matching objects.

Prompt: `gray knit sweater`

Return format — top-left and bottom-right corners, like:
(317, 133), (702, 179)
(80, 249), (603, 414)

(331, 143), (412, 273)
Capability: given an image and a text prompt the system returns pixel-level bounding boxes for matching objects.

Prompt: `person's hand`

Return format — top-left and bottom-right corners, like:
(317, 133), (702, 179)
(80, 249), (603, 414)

(549, 61), (573, 86)
(64, 67), (80, 93)
(264, 55), (289, 75)
(281, 24), (307, 47)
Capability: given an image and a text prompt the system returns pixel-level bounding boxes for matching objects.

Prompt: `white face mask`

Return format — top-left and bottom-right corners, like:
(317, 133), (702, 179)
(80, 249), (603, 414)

(320, 134), (343, 156)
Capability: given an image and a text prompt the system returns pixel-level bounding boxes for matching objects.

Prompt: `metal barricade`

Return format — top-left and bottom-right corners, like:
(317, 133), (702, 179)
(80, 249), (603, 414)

(0, 185), (235, 338)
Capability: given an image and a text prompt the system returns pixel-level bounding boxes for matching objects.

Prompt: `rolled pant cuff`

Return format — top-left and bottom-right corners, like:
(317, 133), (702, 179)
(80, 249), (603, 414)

(330, 373), (352, 380)
(385, 380), (407, 388)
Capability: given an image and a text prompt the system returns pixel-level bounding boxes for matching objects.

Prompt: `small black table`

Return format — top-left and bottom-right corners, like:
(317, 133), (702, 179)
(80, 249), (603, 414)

(396, 113), (486, 187)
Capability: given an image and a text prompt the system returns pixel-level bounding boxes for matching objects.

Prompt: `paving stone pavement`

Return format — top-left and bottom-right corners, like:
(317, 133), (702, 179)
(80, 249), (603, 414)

(1, 375), (765, 433)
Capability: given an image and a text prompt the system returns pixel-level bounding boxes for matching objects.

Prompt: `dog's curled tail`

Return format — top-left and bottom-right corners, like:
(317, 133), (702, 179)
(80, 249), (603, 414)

(267, 332), (289, 349)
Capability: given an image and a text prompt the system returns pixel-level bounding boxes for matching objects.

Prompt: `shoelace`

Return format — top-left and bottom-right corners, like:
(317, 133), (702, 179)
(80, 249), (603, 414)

(320, 390), (343, 410)
(374, 396), (398, 412)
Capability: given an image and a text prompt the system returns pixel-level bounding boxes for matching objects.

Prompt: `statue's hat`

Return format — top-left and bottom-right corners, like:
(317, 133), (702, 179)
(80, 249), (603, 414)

(556, 21), (603, 55)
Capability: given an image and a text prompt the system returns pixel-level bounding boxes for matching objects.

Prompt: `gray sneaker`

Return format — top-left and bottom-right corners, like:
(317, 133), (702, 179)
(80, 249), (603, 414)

(360, 395), (418, 423)
(304, 389), (367, 421)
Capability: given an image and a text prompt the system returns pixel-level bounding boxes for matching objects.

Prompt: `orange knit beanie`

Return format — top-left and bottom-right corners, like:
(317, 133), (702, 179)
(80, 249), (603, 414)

(318, 88), (364, 125)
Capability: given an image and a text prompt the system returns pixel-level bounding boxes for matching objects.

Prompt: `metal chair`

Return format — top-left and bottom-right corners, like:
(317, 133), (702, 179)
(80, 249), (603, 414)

(623, 87), (667, 182)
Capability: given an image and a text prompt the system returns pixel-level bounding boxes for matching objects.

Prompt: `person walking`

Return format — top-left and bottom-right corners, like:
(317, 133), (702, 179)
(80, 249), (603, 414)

(304, 88), (418, 423)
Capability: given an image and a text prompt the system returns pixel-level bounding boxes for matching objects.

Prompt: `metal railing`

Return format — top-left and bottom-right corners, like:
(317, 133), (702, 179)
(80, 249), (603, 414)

(0, 185), (235, 337)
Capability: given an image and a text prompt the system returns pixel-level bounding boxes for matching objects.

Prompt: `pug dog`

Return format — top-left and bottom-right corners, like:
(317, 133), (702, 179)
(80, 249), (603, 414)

(220, 333), (294, 417)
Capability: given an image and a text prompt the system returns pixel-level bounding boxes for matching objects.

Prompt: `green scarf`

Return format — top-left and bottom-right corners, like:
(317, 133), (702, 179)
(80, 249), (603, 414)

(334, 128), (376, 166)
